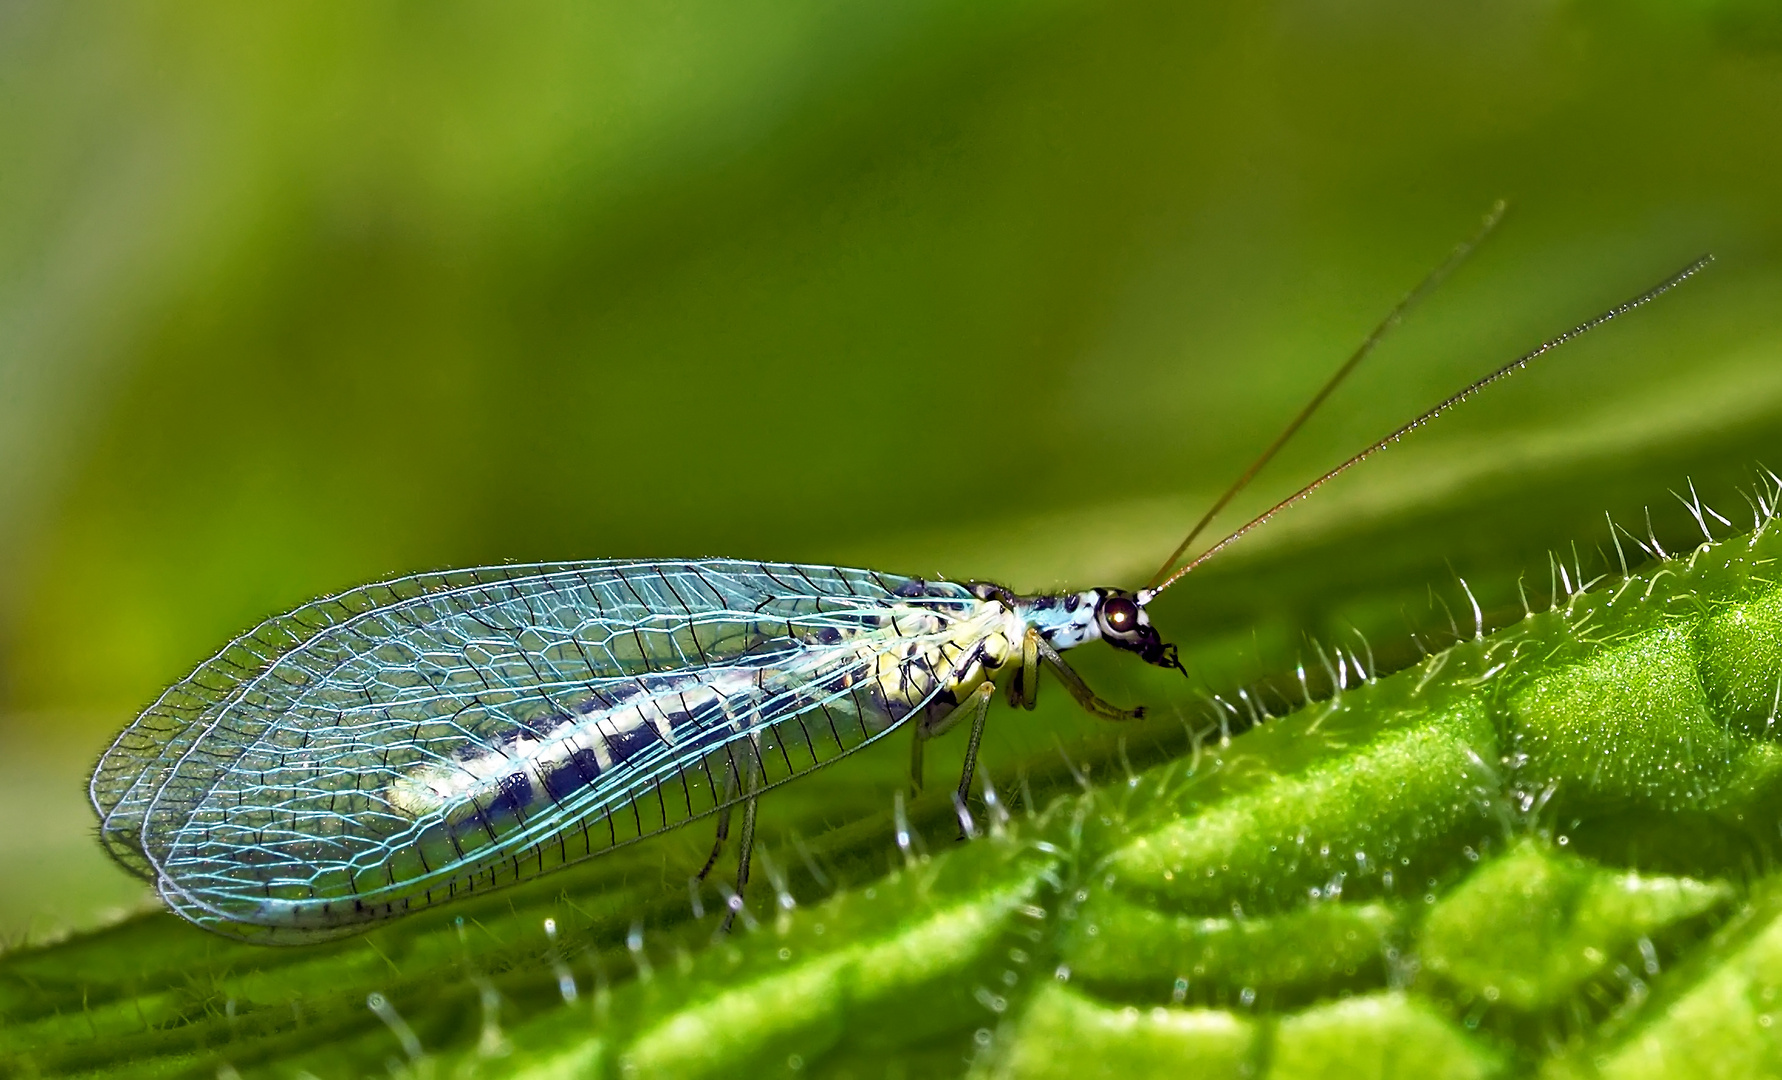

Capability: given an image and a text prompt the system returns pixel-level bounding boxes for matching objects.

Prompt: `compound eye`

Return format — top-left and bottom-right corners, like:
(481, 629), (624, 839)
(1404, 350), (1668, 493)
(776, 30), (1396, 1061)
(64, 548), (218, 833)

(1102, 596), (1139, 634)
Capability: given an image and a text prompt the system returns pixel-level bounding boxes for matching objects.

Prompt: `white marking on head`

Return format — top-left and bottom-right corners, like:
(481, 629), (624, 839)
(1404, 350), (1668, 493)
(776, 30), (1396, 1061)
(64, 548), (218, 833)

(1046, 590), (1104, 650)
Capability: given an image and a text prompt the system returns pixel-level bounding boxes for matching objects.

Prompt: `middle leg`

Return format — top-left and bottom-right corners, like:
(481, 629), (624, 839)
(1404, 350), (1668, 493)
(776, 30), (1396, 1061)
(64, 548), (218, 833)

(909, 679), (997, 795)
(950, 680), (997, 817)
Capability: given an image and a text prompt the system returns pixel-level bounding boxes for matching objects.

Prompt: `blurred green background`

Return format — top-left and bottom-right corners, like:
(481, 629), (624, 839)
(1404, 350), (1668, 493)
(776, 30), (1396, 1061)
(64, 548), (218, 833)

(1, 0), (1779, 943)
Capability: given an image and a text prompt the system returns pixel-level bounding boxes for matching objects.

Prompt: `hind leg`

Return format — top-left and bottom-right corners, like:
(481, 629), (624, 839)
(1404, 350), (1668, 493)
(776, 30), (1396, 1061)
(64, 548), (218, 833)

(720, 791), (759, 934)
(716, 741), (763, 934)
(695, 756), (742, 880)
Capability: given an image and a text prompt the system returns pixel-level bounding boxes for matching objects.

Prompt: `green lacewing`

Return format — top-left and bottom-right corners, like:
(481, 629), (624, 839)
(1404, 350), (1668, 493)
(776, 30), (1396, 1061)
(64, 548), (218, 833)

(89, 208), (1709, 942)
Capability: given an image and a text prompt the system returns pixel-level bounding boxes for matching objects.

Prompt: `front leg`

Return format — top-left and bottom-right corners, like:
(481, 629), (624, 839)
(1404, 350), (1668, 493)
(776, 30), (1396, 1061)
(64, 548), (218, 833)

(1033, 635), (1144, 721)
(1006, 626), (1041, 711)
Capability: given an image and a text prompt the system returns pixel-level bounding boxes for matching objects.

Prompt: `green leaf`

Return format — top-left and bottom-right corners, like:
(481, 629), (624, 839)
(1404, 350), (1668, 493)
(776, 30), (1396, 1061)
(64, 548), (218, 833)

(9, 511), (1782, 1077)
(3, 2), (1782, 1078)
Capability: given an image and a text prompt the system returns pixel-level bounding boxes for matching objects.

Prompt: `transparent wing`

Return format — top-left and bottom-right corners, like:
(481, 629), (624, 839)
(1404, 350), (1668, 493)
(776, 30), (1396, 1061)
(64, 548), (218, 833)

(91, 559), (988, 941)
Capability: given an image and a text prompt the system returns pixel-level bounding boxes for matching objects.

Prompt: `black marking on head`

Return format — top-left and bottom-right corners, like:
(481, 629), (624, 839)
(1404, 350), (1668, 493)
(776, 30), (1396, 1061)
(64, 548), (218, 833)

(1095, 589), (1187, 675)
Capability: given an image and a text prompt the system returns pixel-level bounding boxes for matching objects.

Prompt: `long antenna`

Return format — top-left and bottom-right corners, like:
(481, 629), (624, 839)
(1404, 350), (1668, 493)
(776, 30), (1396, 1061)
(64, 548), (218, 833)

(1146, 201), (1508, 591)
(1142, 253), (1715, 601)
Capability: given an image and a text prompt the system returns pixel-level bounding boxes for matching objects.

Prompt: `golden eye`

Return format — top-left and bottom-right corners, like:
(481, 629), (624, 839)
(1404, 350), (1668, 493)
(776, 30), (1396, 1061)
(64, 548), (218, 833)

(1102, 597), (1138, 633)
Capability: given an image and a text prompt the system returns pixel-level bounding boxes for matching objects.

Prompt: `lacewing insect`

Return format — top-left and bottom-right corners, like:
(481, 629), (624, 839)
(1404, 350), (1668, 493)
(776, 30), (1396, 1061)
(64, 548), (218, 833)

(89, 207), (1710, 943)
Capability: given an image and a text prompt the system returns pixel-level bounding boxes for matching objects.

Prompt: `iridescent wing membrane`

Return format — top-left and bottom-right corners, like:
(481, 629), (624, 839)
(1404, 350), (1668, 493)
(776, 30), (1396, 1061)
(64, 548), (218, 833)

(91, 559), (984, 942)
